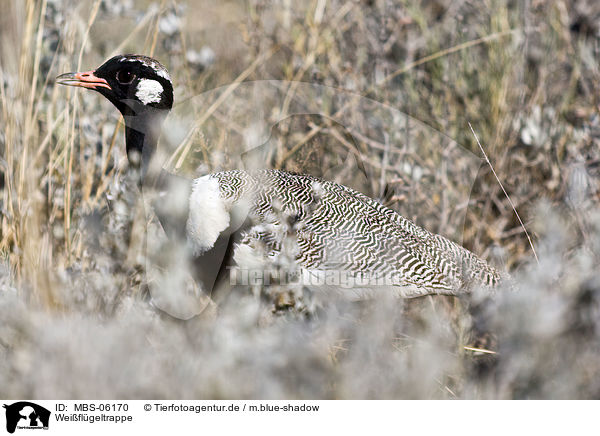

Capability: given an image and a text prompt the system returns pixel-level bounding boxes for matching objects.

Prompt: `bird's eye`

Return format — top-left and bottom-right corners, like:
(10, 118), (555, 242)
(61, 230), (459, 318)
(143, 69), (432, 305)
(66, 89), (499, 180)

(116, 70), (135, 85)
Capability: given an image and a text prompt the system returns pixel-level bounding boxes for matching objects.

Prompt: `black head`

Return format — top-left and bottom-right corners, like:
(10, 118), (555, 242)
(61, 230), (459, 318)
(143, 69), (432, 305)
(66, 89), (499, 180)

(57, 55), (174, 174)
(56, 54), (174, 116)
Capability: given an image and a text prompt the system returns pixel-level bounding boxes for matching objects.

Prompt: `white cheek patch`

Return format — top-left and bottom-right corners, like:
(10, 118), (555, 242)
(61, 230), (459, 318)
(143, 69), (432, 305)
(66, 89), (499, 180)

(186, 176), (230, 255)
(135, 79), (163, 105)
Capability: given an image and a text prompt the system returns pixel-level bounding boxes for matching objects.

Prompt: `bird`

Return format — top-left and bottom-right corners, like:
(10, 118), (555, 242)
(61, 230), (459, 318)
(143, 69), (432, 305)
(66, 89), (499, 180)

(56, 54), (501, 305)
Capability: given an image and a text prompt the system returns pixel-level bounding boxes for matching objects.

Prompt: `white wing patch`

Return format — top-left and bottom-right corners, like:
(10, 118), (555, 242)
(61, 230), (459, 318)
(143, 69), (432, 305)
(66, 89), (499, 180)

(187, 176), (230, 255)
(135, 79), (163, 105)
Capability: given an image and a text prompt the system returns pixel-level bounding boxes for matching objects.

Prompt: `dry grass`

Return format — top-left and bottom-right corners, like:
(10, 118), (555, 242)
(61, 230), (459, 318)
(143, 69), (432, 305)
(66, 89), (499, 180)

(1, 0), (600, 399)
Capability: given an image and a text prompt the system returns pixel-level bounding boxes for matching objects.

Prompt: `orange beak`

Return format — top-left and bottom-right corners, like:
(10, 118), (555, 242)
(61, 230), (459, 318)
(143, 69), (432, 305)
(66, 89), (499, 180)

(55, 70), (111, 90)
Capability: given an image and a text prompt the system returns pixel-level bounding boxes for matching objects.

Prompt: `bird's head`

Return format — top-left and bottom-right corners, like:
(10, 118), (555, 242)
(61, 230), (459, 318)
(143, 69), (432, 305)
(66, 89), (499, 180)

(56, 54), (173, 117)
(57, 54), (174, 172)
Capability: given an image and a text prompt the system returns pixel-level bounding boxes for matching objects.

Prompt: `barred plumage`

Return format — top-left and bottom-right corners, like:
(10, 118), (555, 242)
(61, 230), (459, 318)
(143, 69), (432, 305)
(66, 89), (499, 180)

(202, 169), (500, 296)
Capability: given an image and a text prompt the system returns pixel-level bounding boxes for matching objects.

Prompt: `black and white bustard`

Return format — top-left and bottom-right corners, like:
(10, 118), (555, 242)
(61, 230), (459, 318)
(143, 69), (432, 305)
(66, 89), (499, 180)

(56, 54), (501, 299)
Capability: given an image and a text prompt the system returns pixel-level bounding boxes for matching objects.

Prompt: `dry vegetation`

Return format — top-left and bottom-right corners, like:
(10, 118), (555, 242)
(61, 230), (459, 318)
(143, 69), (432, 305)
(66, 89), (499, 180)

(1, 0), (600, 399)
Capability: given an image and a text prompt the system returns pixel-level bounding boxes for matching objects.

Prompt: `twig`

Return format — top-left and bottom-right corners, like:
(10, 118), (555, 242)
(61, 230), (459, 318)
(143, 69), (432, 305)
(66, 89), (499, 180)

(379, 28), (531, 87)
(468, 122), (539, 264)
(109, 7), (160, 58)
(167, 46), (280, 170)
(463, 346), (497, 355)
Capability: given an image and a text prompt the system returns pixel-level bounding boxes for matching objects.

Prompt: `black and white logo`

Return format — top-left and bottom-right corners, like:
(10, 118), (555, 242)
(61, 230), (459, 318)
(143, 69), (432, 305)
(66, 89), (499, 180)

(3, 402), (50, 433)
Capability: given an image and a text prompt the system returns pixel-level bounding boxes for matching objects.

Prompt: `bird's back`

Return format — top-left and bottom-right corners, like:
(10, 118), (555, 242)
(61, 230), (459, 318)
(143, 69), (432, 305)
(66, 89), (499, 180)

(205, 169), (500, 296)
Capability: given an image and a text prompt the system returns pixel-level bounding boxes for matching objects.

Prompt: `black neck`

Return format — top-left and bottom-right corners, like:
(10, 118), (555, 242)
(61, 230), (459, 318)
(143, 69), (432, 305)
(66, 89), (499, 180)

(123, 109), (168, 181)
